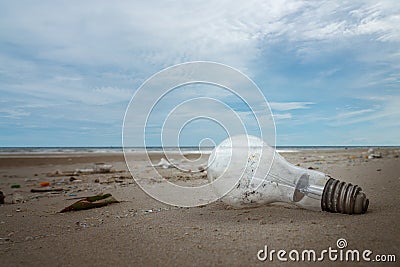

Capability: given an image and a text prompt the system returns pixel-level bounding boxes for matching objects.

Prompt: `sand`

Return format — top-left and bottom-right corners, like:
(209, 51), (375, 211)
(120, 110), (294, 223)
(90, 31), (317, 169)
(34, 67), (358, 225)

(0, 148), (399, 266)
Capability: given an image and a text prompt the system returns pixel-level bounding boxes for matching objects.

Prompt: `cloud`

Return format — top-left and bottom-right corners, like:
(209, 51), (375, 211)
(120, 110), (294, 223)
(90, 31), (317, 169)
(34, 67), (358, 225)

(0, 108), (30, 119)
(269, 102), (315, 111)
(335, 109), (375, 119)
(283, 1), (400, 42)
(331, 95), (400, 127)
(0, 1), (399, 146)
(2, 1), (397, 71)
(269, 102), (314, 122)
(273, 113), (293, 120)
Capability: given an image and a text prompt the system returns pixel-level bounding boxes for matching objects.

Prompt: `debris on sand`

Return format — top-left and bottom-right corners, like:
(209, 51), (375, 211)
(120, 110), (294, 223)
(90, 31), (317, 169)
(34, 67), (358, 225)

(31, 188), (64, 193)
(94, 163), (113, 173)
(0, 191), (5, 204)
(40, 181), (50, 187)
(154, 158), (207, 174)
(60, 193), (119, 212)
(361, 148), (383, 159)
(74, 168), (95, 174)
(368, 152), (382, 159)
(154, 158), (172, 169)
(75, 163), (113, 174)
(198, 165), (207, 172)
(47, 163), (115, 177)
(12, 193), (24, 204)
(69, 177), (82, 183)
(307, 166), (318, 170)
(47, 170), (74, 177)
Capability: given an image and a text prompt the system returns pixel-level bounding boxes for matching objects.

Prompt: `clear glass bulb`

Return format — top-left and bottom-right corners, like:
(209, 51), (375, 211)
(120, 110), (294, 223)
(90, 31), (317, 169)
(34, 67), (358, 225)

(207, 135), (369, 214)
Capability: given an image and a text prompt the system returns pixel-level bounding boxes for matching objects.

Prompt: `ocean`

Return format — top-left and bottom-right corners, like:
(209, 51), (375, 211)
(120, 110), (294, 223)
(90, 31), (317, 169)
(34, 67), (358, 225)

(0, 146), (395, 155)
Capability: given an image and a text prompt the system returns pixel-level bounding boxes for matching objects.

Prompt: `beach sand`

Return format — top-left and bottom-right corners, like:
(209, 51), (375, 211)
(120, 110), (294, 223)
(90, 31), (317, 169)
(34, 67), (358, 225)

(0, 148), (399, 266)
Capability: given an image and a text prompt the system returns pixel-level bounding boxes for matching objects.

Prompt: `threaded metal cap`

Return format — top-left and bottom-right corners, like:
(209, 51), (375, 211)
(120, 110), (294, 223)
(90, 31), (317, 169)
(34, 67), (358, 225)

(321, 178), (369, 214)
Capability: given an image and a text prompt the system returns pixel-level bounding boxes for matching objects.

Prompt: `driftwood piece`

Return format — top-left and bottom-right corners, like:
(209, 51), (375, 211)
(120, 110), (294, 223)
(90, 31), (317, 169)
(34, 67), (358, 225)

(60, 193), (119, 212)
(31, 188), (64, 193)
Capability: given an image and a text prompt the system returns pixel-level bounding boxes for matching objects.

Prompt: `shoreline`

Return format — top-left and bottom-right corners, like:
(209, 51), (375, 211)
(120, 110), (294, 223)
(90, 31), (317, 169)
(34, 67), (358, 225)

(1, 146), (398, 157)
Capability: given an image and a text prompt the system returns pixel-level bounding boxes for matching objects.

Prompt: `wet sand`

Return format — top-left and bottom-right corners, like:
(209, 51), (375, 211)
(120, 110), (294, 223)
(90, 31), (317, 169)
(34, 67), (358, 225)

(0, 148), (399, 266)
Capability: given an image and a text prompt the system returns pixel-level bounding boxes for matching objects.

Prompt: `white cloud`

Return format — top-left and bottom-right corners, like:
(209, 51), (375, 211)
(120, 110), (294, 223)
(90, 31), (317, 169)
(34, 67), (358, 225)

(328, 96), (400, 127)
(0, 108), (30, 119)
(2, 1), (397, 71)
(0, 1), (399, 145)
(270, 102), (314, 123)
(270, 102), (314, 111)
(89, 87), (133, 105)
(273, 113), (293, 120)
(335, 109), (375, 119)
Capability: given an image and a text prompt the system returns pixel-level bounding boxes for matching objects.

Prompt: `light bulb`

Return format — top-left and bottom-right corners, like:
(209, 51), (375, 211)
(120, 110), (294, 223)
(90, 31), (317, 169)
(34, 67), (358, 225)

(207, 135), (369, 214)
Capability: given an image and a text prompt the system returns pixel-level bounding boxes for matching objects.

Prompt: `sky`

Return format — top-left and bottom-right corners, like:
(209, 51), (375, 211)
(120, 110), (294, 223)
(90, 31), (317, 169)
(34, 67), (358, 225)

(0, 0), (399, 147)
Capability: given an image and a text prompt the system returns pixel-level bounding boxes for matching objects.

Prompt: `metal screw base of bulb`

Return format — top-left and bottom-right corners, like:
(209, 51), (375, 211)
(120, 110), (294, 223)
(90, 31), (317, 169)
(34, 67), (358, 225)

(321, 178), (369, 214)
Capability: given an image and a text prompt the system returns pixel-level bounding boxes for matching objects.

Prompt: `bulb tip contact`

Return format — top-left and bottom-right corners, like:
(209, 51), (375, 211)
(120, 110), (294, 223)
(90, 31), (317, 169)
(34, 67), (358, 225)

(321, 178), (369, 214)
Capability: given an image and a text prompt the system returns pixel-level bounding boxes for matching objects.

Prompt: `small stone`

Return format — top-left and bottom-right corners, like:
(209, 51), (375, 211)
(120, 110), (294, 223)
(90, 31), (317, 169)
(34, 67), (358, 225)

(12, 193), (24, 204)
(259, 220), (267, 225)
